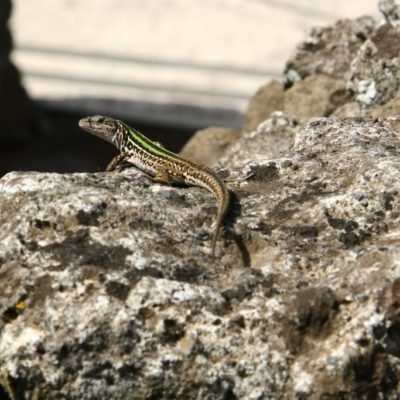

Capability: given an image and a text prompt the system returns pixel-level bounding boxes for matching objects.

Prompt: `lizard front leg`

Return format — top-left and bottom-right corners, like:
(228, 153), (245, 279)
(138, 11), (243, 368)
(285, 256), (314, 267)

(106, 152), (127, 171)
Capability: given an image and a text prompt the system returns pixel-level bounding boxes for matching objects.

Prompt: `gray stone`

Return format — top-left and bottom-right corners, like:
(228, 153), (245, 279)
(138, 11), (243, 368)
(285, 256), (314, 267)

(371, 96), (400, 118)
(284, 74), (349, 120)
(284, 16), (376, 85)
(221, 111), (297, 168)
(347, 24), (400, 111)
(282, 5), (400, 119)
(3, 2), (400, 398)
(243, 80), (284, 133)
(331, 101), (363, 118)
(379, 0), (400, 22)
(1, 113), (400, 398)
(179, 126), (239, 167)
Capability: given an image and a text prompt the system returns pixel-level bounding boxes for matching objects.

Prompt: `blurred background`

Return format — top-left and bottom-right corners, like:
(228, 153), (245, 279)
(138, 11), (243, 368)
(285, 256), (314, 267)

(0, 0), (378, 176)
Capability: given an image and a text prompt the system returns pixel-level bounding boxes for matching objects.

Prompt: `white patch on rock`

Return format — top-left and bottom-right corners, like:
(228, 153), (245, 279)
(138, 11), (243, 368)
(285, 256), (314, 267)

(0, 326), (45, 375)
(356, 79), (377, 105)
(293, 370), (314, 396)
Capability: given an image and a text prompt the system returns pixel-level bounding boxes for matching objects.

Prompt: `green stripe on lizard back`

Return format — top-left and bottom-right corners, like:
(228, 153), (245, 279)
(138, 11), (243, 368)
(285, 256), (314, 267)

(121, 122), (182, 160)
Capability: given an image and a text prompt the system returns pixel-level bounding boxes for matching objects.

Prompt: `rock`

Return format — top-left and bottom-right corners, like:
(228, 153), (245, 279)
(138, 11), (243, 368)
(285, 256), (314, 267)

(379, 0), (400, 22)
(284, 16), (376, 85)
(3, 2), (400, 398)
(284, 75), (349, 120)
(347, 23), (400, 110)
(282, 286), (340, 354)
(282, 9), (400, 119)
(372, 22), (400, 59)
(371, 96), (400, 118)
(221, 111), (297, 168)
(2, 112), (400, 398)
(348, 38), (394, 108)
(331, 101), (363, 118)
(243, 80), (284, 133)
(179, 126), (239, 167)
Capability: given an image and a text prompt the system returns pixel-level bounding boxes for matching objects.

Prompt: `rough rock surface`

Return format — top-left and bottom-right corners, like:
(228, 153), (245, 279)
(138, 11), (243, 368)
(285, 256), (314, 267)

(284, 16), (376, 85)
(371, 96), (400, 118)
(282, 0), (400, 120)
(2, 113), (400, 399)
(220, 112), (297, 167)
(243, 81), (284, 133)
(179, 126), (239, 167)
(380, 0), (400, 23)
(3, 2), (400, 400)
(283, 75), (349, 121)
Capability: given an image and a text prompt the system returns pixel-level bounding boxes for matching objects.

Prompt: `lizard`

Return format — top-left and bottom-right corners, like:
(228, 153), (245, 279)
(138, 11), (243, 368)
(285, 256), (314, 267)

(79, 115), (230, 256)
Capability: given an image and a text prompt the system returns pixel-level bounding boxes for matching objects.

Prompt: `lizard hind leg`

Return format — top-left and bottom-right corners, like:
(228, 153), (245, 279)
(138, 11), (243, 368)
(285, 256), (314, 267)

(153, 169), (174, 185)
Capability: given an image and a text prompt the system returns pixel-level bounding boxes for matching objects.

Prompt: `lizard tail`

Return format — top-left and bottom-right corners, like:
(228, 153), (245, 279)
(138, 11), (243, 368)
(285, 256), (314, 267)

(211, 217), (221, 257)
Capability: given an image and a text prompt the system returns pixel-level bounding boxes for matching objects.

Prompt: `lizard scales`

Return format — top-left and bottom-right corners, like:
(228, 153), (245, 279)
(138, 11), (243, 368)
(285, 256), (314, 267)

(79, 115), (229, 256)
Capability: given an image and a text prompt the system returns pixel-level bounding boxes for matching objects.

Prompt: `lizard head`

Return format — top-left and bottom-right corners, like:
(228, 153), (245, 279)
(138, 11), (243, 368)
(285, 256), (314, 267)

(79, 115), (125, 149)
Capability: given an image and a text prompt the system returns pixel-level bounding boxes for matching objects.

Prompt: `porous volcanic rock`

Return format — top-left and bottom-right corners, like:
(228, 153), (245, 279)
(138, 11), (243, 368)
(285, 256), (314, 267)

(2, 2), (400, 399)
(243, 80), (284, 133)
(1, 113), (400, 398)
(284, 75), (348, 121)
(284, 16), (376, 85)
(179, 126), (239, 167)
